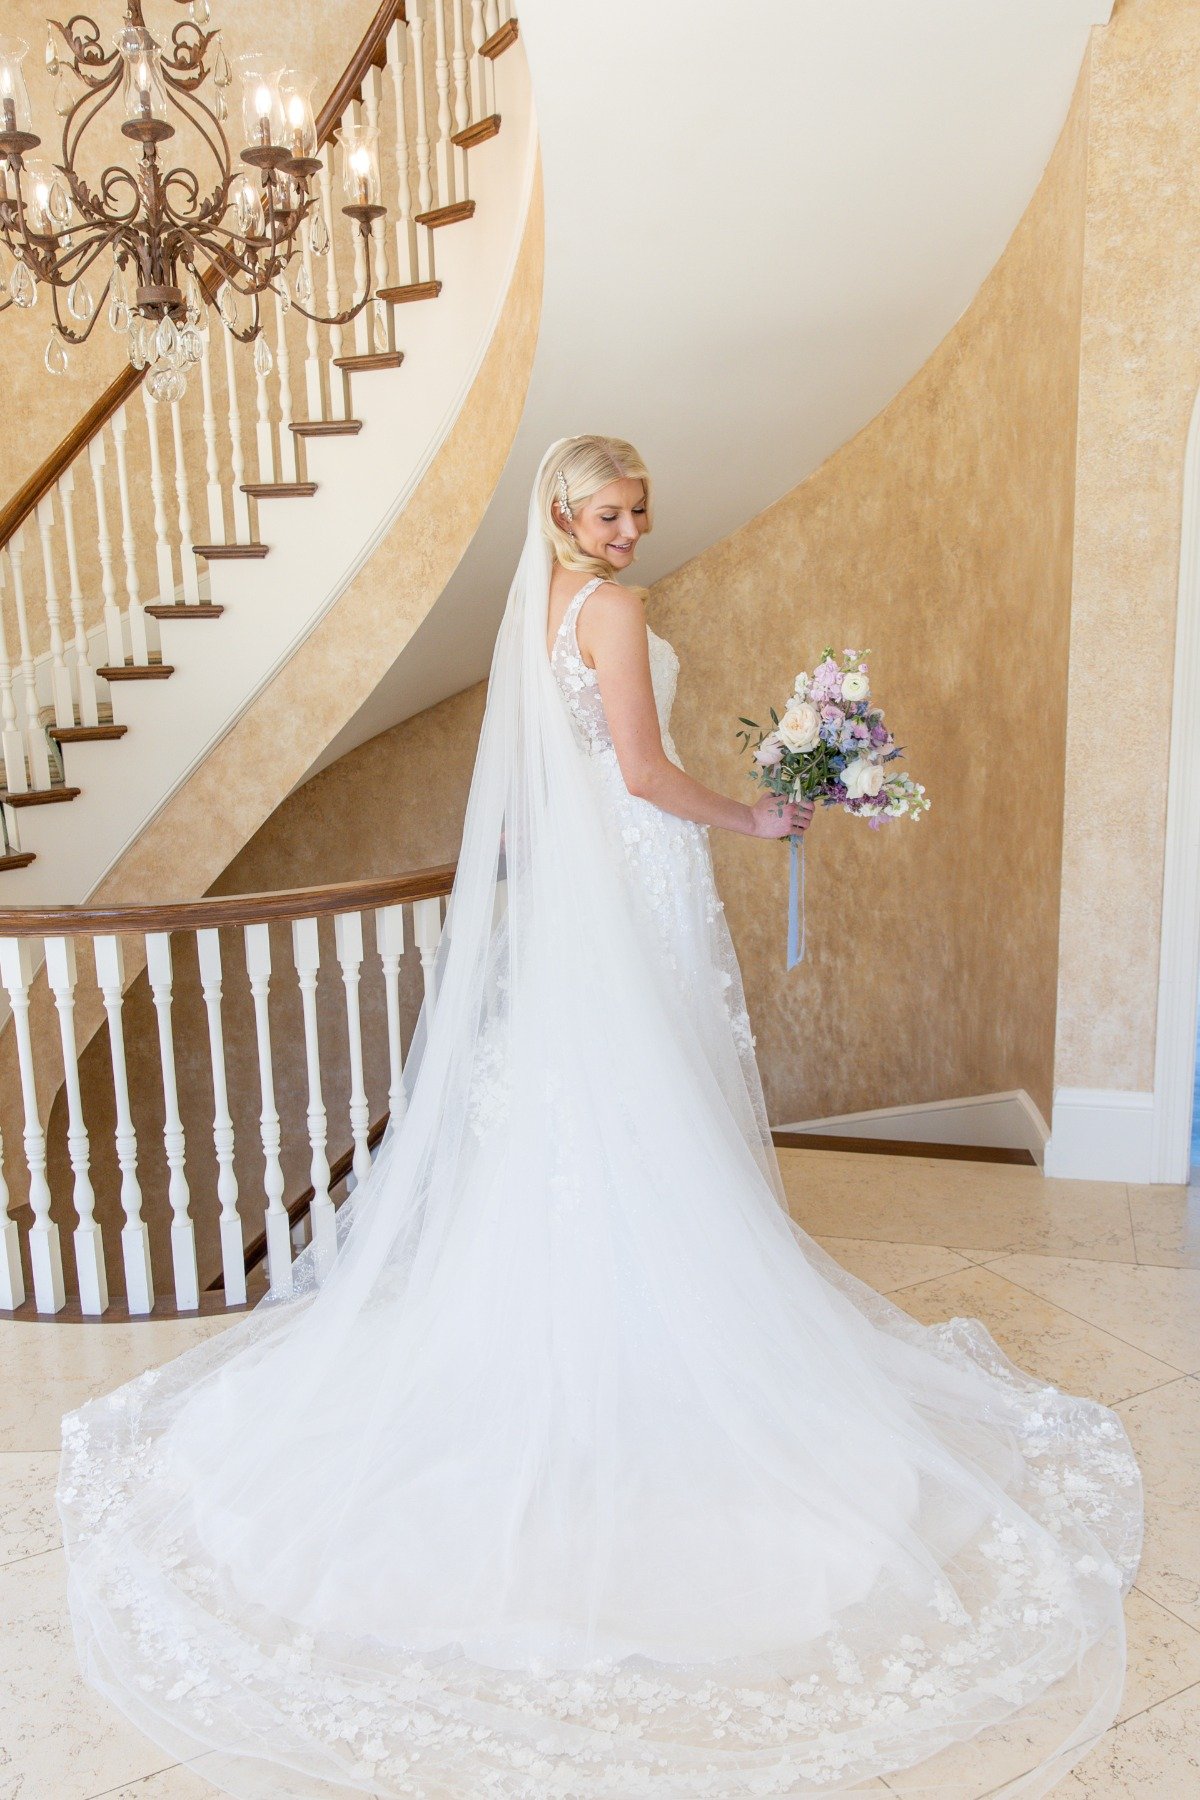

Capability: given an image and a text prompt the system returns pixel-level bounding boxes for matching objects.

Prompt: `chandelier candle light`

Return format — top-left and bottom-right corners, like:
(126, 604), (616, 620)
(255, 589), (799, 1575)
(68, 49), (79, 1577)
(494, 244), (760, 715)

(0, 0), (387, 400)
(737, 648), (930, 967)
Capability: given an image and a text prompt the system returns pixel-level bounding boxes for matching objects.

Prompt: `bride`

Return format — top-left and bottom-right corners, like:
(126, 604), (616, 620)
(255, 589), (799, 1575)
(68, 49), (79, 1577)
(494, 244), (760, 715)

(57, 435), (1142, 1799)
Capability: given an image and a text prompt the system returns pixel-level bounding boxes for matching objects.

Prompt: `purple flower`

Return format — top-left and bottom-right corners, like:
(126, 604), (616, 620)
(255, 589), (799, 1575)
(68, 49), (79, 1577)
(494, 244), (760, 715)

(870, 724), (889, 746)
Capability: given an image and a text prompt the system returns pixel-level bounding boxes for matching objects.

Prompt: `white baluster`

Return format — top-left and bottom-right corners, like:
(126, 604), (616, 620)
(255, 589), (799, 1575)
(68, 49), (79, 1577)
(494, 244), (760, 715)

(348, 105), (375, 357)
(197, 322), (225, 546)
(169, 397), (201, 604)
(432, 0), (454, 207)
(57, 469), (99, 727)
(94, 933), (153, 1313)
(0, 938), (63, 1311)
(274, 289), (297, 482)
(468, 0), (489, 131)
(111, 406), (151, 665)
(292, 915), (337, 1276)
(482, 0), (499, 114)
(361, 67), (391, 334)
(196, 928), (245, 1306)
(220, 321), (253, 543)
(254, 321), (276, 484)
(141, 382), (176, 606)
(387, 18), (418, 287)
(0, 1122), (23, 1311)
(34, 492), (74, 729)
(450, 0), (470, 199)
(87, 432), (125, 668)
(334, 912), (372, 1185)
(244, 922), (290, 1294)
(0, 557), (29, 794)
(44, 935), (108, 1315)
(413, 895), (443, 1005)
(6, 528), (52, 789)
(300, 216), (325, 422)
(318, 148), (347, 414)
(375, 903), (407, 1125)
(410, 0), (434, 277)
(145, 931), (198, 1311)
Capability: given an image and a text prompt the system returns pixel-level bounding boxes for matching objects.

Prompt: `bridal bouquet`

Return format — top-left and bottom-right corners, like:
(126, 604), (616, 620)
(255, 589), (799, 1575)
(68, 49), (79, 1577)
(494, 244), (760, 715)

(735, 648), (929, 965)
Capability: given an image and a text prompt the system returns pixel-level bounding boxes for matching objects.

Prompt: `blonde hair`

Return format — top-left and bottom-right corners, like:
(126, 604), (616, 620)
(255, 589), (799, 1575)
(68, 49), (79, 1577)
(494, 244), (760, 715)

(538, 435), (653, 580)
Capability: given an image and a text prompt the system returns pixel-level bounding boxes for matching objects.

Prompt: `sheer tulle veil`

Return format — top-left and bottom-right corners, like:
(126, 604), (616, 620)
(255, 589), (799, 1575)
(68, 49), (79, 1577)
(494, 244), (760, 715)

(57, 437), (1143, 1800)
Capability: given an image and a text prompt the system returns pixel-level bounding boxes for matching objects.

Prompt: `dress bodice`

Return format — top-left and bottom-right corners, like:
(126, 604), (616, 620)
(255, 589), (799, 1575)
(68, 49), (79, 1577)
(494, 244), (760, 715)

(549, 575), (681, 759)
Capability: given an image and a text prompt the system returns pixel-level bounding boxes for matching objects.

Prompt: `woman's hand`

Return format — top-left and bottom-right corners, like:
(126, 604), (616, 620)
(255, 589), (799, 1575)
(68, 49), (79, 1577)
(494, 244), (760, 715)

(747, 793), (815, 840)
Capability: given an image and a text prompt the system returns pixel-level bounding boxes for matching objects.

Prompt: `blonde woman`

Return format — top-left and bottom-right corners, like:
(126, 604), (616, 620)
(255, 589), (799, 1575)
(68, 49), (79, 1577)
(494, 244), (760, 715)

(59, 436), (1140, 1800)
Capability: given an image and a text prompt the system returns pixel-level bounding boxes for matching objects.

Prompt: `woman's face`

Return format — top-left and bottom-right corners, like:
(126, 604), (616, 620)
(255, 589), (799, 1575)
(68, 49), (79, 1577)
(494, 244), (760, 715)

(555, 477), (646, 572)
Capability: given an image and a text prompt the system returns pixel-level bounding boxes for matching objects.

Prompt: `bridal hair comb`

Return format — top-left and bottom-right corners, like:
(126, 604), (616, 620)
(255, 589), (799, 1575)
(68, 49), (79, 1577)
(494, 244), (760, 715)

(555, 467), (573, 521)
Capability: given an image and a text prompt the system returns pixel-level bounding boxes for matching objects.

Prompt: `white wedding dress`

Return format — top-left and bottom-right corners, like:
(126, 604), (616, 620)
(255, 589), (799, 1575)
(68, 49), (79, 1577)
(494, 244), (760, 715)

(58, 460), (1142, 1800)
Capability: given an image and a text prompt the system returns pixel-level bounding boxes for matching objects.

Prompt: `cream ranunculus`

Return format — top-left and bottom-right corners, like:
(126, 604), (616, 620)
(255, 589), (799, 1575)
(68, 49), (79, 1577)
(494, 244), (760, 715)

(842, 672), (870, 702)
(777, 700), (821, 752)
(842, 755), (884, 799)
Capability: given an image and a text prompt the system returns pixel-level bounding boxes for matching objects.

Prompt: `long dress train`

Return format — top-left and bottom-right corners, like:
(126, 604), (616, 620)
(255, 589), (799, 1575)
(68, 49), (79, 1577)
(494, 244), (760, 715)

(57, 565), (1142, 1799)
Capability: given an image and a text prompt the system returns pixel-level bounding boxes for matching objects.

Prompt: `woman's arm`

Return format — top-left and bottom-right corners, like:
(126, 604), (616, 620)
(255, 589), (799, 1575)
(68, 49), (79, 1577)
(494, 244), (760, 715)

(578, 585), (811, 840)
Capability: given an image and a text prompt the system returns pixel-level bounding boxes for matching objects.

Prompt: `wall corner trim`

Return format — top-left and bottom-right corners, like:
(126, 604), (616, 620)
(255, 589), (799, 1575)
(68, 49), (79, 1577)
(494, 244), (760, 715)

(1043, 1088), (1155, 1182)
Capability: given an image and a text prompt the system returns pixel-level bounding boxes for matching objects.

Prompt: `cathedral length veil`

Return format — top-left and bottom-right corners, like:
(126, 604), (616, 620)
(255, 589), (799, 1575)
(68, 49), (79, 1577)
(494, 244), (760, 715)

(58, 438), (1142, 1800)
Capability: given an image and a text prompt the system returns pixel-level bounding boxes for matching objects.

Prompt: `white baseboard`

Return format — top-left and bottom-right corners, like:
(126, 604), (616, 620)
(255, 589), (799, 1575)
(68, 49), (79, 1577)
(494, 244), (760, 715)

(776, 1091), (1050, 1162)
(1042, 1088), (1155, 1183)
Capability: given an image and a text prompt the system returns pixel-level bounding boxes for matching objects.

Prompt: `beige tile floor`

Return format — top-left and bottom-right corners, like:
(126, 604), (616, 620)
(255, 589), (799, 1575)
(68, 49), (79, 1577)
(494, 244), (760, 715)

(1, 1147), (1197, 1799)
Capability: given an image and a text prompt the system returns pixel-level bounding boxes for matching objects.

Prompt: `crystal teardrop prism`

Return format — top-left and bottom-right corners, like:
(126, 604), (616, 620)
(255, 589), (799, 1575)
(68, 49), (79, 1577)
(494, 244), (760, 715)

(10, 261), (37, 309)
(276, 273), (291, 314)
(48, 178), (71, 225)
(45, 330), (68, 376)
(214, 44), (231, 87)
(44, 25), (58, 74)
(146, 363), (187, 404)
(215, 88), (228, 123)
(218, 283), (238, 329)
(155, 315), (178, 361)
(108, 293), (130, 334)
(295, 264), (312, 303)
(54, 73), (72, 117)
(179, 324), (203, 366)
(67, 278), (93, 322)
(253, 334), (273, 377)
(310, 205), (329, 257)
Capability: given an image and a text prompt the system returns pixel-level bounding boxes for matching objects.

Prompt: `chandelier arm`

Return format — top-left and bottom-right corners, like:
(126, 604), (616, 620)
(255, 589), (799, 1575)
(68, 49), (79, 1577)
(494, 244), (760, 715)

(49, 268), (111, 345)
(159, 46), (232, 185)
(61, 63), (123, 175)
(158, 21), (219, 89)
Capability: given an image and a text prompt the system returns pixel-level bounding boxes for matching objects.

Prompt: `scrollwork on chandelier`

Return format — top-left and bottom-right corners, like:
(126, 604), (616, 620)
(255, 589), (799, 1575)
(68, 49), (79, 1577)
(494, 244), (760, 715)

(0, 0), (387, 399)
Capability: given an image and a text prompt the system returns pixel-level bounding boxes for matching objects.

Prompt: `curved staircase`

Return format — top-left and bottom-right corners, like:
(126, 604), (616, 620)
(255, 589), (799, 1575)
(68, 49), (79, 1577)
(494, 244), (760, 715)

(0, 0), (534, 906)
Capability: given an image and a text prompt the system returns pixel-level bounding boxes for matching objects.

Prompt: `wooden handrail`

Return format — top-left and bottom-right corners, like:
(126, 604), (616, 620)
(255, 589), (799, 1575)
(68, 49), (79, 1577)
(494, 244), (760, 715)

(0, 860), (456, 935)
(0, 0), (407, 556)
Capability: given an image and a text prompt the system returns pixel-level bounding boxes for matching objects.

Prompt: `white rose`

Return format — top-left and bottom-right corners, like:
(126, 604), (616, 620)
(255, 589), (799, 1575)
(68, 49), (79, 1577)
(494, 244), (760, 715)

(842, 672), (869, 702)
(842, 756), (884, 800)
(777, 700), (821, 752)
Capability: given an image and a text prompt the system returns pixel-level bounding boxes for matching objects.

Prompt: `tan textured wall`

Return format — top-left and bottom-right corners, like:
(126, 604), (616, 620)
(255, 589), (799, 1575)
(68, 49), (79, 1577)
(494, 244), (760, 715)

(1055, 0), (1200, 1095)
(642, 67), (1090, 1127)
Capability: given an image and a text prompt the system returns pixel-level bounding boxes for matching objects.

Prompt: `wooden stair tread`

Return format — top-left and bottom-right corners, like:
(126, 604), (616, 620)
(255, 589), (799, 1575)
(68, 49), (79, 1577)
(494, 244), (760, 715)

(481, 19), (518, 57)
(332, 352), (405, 373)
(239, 482), (318, 498)
(144, 603), (225, 619)
(452, 114), (500, 149)
(2, 785), (81, 807)
(97, 663), (175, 681)
(0, 851), (35, 871)
(49, 723), (128, 743)
(377, 280), (442, 304)
(193, 542), (269, 560)
(415, 200), (475, 229)
(290, 419), (363, 437)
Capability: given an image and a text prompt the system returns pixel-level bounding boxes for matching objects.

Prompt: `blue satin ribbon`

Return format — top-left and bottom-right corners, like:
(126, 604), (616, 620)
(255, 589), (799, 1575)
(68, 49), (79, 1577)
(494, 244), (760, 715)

(787, 833), (806, 969)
